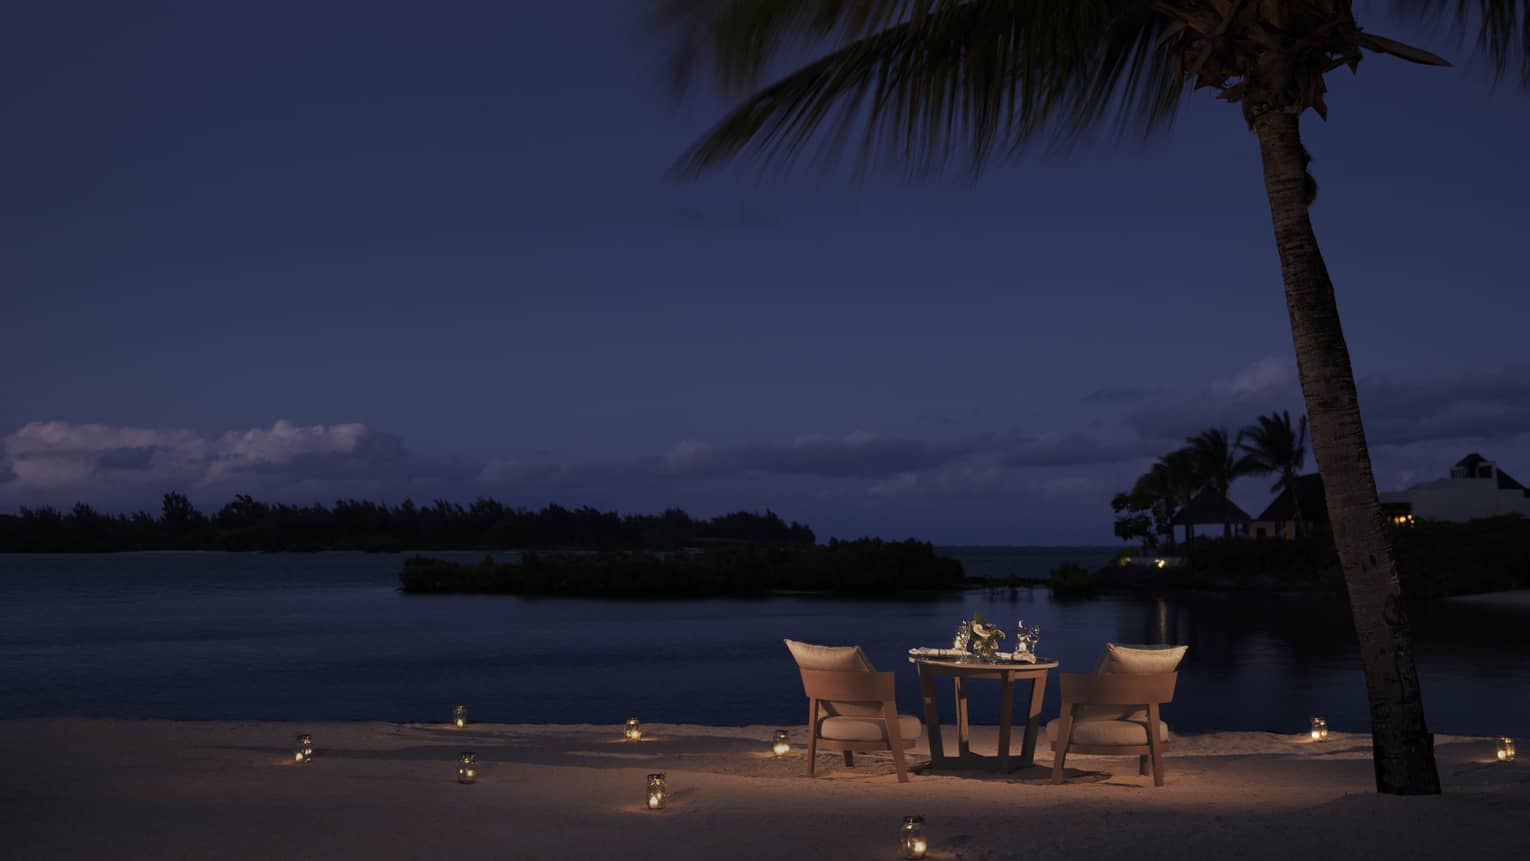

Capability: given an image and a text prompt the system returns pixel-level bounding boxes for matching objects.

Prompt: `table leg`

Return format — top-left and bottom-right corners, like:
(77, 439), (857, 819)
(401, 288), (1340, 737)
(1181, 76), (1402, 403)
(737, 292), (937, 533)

(997, 675), (1014, 773)
(1020, 673), (1047, 769)
(918, 664), (945, 766)
(954, 677), (971, 758)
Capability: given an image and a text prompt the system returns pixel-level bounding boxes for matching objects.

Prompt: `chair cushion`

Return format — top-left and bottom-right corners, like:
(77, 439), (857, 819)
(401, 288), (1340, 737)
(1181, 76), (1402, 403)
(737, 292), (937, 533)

(819, 714), (924, 743)
(785, 640), (882, 716)
(1075, 643), (1187, 722)
(1046, 718), (1170, 746)
(1103, 643), (1187, 674)
(784, 640), (876, 672)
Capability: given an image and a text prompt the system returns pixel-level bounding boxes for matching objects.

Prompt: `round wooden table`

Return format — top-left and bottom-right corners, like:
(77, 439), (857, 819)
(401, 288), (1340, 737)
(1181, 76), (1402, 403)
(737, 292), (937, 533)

(911, 657), (1059, 773)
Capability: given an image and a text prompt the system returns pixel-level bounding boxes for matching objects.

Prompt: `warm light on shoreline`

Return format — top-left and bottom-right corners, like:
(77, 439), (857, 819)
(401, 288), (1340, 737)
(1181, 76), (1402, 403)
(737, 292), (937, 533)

(295, 733), (313, 763)
(452, 705), (467, 728)
(1310, 717), (1328, 741)
(646, 773), (666, 810)
(458, 751), (477, 784)
(772, 729), (791, 757)
(625, 718), (642, 741)
(1498, 737), (1516, 762)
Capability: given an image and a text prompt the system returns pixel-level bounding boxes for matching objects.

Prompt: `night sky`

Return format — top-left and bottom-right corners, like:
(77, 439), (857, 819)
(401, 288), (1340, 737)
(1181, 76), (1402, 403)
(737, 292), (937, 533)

(4, 1), (1528, 543)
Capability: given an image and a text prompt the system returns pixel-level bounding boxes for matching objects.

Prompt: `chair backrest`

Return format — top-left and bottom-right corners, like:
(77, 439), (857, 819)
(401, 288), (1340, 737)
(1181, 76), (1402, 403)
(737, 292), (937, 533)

(799, 668), (898, 704)
(784, 640), (883, 716)
(1059, 671), (1177, 708)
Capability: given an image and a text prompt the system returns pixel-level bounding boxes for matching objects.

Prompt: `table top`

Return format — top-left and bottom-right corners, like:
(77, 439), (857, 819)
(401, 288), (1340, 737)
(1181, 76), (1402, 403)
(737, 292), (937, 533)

(912, 656), (1058, 673)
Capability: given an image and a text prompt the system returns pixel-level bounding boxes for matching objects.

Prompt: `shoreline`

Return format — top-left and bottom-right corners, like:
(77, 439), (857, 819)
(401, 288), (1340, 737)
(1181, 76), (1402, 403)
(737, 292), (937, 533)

(3, 718), (1522, 859)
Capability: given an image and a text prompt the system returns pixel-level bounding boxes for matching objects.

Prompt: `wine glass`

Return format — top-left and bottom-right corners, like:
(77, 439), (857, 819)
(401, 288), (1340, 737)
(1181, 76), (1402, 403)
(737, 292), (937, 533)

(1016, 620), (1041, 656)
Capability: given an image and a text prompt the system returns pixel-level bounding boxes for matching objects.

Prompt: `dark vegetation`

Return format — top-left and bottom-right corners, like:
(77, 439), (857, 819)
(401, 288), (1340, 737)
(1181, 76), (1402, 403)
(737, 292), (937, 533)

(399, 538), (965, 597)
(1096, 517), (1530, 599)
(1113, 412), (1307, 549)
(0, 492), (815, 553)
(1046, 562), (1100, 597)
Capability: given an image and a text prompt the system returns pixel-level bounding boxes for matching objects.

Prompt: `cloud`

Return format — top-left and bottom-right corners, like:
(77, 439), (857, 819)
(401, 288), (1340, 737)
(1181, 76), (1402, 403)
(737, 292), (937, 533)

(1080, 385), (1148, 405)
(1000, 432), (1159, 468)
(1361, 365), (1530, 447)
(1124, 356), (1302, 441)
(1, 419), (410, 501)
(868, 464), (1003, 498)
(661, 431), (980, 479)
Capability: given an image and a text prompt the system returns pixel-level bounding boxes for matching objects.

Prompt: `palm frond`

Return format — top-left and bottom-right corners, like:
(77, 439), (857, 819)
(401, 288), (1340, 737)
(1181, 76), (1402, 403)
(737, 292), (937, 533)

(1394, 0), (1530, 84)
(654, 0), (1183, 177)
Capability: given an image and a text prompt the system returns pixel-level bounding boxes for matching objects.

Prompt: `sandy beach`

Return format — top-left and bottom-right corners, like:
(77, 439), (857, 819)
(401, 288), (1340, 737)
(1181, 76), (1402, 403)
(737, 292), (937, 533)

(2, 718), (1523, 860)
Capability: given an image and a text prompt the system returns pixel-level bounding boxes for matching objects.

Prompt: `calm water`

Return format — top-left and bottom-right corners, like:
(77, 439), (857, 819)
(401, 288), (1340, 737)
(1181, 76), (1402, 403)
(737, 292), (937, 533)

(1, 549), (1526, 737)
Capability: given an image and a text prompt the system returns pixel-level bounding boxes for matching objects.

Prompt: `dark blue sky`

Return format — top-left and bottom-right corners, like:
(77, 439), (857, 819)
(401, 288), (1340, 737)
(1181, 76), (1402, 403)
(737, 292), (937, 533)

(3, 1), (1528, 543)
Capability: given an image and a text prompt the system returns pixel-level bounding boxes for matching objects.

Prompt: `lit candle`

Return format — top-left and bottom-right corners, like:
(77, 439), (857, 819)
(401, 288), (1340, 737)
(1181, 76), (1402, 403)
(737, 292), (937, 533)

(625, 718), (642, 741)
(772, 729), (791, 757)
(1497, 737), (1516, 762)
(645, 773), (666, 810)
(899, 815), (927, 859)
(453, 705), (467, 729)
(458, 751), (477, 784)
(1309, 717), (1328, 741)
(295, 733), (313, 764)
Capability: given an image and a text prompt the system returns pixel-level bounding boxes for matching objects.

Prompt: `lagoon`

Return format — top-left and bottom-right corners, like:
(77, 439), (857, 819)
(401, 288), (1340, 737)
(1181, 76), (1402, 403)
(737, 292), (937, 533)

(1, 549), (1526, 737)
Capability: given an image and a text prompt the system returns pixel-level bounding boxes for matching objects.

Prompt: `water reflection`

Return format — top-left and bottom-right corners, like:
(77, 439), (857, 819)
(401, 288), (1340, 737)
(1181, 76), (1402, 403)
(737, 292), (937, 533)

(0, 552), (1525, 738)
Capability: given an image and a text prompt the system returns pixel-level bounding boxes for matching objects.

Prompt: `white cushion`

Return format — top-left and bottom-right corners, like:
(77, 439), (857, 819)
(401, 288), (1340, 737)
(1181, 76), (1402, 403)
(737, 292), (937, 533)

(785, 640), (882, 716)
(1046, 718), (1170, 746)
(1103, 643), (1187, 674)
(819, 714), (924, 743)
(1076, 643), (1187, 722)
(784, 640), (876, 672)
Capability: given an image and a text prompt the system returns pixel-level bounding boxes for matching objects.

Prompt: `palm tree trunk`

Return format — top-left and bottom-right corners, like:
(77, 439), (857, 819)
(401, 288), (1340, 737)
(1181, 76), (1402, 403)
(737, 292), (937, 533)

(1252, 110), (1440, 795)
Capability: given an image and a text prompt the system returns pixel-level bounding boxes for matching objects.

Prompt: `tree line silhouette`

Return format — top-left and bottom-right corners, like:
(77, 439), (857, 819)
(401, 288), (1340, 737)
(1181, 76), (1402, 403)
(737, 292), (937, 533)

(0, 492), (816, 553)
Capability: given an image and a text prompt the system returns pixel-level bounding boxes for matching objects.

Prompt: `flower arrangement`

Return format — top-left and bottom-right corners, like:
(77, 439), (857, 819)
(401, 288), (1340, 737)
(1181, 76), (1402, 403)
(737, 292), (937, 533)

(967, 612), (1005, 659)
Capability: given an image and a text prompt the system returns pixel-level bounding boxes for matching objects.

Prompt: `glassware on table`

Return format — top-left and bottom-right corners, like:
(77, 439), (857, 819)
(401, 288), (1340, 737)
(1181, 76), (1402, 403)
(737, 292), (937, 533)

(1015, 620), (1041, 656)
(952, 621), (971, 653)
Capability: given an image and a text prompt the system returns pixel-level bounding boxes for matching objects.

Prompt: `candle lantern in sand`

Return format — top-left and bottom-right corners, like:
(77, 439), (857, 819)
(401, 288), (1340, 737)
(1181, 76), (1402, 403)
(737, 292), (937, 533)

(645, 773), (667, 810)
(899, 815), (928, 859)
(625, 718), (643, 741)
(453, 705), (467, 728)
(458, 752), (477, 784)
(294, 733), (313, 763)
(1309, 717), (1328, 741)
(1498, 737), (1516, 762)
(772, 729), (791, 757)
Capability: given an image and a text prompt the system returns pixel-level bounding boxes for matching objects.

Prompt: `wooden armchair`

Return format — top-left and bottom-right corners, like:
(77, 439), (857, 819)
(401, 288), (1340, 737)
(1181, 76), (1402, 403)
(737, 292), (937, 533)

(799, 667), (920, 783)
(1049, 671), (1178, 786)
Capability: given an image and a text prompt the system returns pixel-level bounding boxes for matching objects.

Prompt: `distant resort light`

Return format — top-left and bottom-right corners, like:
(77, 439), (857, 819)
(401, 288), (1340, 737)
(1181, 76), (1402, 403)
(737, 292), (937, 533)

(453, 705), (467, 728)
(625, 718), (642, 742)
(1498, 738), (1516, 762)
(1310, 717), (1329, 742)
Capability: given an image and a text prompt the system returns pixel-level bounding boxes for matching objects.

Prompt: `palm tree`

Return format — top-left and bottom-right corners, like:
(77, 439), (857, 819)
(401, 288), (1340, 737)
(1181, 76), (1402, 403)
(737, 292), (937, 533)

(1239, 410), (1309, 534)
(1184, 427), (1248, 537)
(1131, 448), (1200, 547)
(648, 0), (1529, 794)
(1186, 428), (1245, 496)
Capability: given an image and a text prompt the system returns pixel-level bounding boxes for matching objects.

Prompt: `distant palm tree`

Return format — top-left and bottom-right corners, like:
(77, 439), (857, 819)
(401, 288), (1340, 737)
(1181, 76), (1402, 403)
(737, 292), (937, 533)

(647, 0), (1530, 794)
(1185, 428), (1246, 497)
(1239, 410), (1309, 534)
(1131, 448), (1199, 547)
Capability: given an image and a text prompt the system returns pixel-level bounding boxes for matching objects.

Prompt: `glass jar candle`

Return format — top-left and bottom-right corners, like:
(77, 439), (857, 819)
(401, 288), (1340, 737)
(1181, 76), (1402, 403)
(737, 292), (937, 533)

(453, 705), (467, 728)
(625, 718), (642, 741)
(1309, 717), (1328, 741)
(294, 734), (313, 764)
(645, 773), (666, 810)
(458, 752), (477, 784)
(772, 730), (791, 757)
(899, 815), (928, 859)
(1498, 737), (1516, 762)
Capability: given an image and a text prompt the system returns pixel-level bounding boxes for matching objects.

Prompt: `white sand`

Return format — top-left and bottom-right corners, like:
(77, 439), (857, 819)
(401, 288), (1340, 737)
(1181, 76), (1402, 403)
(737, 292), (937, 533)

(1, 719), (1523, 860)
